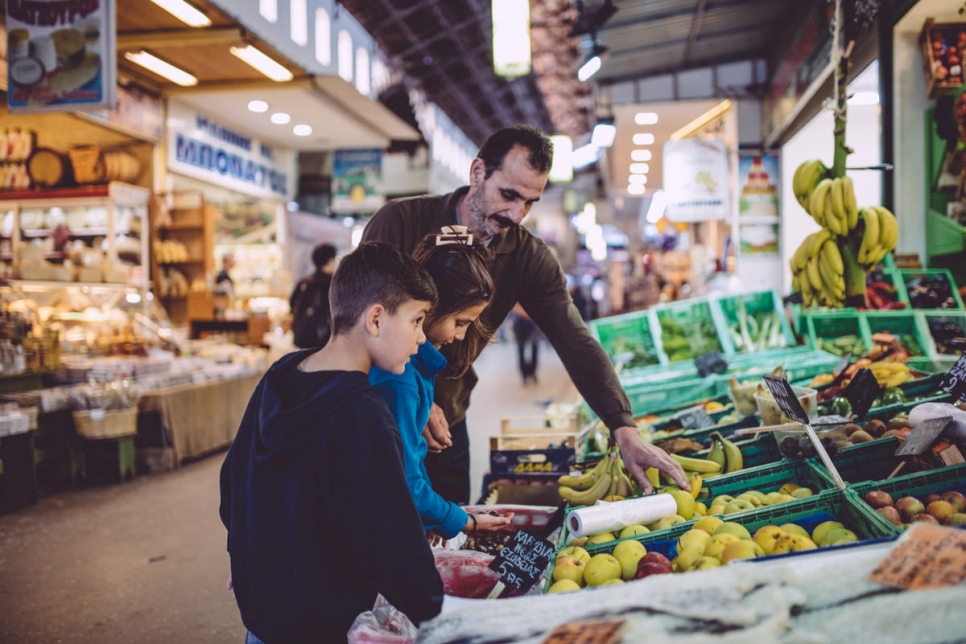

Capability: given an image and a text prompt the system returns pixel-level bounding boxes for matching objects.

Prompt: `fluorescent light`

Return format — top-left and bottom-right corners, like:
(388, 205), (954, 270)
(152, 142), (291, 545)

(670, 99), (732, 140)
(124, 51), (198, 86)
(633, 133), (655, 145)
(631, 149), (652, 162)
(627, 184), (647, 195)
(270, 112), (291, 124)
(248, 100), (269, 113)
(629, 163), (649, 174)
(628, 174), (647, 185)
(578, 55), (602, 82)
(149, 0), (211, 27)
(646, 190), (667, 222)
(549, 134), (574, 183)
(591, 120), (617, 148)
(230, 45), (294, 82)
(491, 0), (531, 77)
(571, 144), (600, 169)
(293, 124), (313, 136)
(848, 91), (879, 106)
(635, 112), (658, 125)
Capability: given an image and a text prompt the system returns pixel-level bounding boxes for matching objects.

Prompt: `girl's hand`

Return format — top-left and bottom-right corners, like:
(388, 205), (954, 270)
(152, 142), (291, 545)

(466, 512), (514, 532)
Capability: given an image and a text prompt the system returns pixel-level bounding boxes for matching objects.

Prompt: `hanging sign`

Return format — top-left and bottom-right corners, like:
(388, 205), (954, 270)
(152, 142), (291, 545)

(7, 0), (117, 113)
(166, 102), (296, 201)
(663, 139), (730, 223)
(332, 149), (385, 213)
(694, 350), (728, 378)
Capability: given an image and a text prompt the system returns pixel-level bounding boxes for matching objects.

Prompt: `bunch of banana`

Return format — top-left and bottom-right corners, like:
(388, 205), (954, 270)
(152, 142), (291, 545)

(856, 205), (899, 269)
(809, 176), (858, 236)
(669, 452), (722, 476)
(792, 159), (830, 210)
(557, 448), (634, 506)
(707, 431), (744, 474)
(867, 362), (911, 389)
(789, 229), (846, 307)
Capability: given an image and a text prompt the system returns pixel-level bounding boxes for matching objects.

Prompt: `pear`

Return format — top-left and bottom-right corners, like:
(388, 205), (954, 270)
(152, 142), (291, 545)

(704, 533), (740, 560)
(548, 579), (582, 593)
(613, 540), (647, 581)
(811, 521), (845, 547)
(619, 524), (650, 539)
(584, 553), (622, 586)
(713, 522), (752, 540)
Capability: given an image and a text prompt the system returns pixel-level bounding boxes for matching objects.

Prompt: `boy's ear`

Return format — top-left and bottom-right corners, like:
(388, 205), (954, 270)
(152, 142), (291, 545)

(364, 304), (385, 337)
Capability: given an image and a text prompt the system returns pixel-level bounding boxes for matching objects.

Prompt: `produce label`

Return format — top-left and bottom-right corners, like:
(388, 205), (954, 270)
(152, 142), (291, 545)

(762, 375), (810, 425)
(869, 523), (966, 590)
(843, 368), (881, 419)
(488, 530), (554, 593)
(674, 406), (715, 431)
(939, 354), (966, 402)
(694, 350), (728, 378)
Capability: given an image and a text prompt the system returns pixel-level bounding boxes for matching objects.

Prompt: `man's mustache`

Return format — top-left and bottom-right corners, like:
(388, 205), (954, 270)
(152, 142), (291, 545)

(489, 214), (516, 229)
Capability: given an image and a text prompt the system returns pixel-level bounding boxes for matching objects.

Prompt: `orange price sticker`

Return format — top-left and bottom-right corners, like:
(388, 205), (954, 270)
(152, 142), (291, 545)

(868, 523), (966, 591)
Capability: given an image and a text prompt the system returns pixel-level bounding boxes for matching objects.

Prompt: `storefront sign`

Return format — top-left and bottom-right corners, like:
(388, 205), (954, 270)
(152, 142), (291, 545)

(167, 102), (295, 201)
(6, 0), (117, 113)
(332, 148), (384, 213)
(663, 139), (730, 223)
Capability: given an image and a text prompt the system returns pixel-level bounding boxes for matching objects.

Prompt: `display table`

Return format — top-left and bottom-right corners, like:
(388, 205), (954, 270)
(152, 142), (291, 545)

(138, 373), (261, 468)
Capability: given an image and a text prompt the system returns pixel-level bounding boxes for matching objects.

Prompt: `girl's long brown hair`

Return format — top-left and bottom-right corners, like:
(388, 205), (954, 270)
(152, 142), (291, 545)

(412, 232), (493, 377)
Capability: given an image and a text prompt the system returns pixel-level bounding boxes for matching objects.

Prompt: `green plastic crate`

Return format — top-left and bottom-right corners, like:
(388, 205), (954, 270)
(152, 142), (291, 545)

(806, 312), (870, 357)
(882, 253), (897, 270)
(653, 298), (729, 362)
(900, 269), (964, 311)
(920, 310), (966, 372)
(864, 311), (930, 359)
(849, 463), (966, 535)
(713, 290), (796, 354)
(691, 434), (781, 470)
(589, 310), (665, 374)
(700, 458), (837, 503)
(807, 438), (906, 488)
(866, 269), (912, 308)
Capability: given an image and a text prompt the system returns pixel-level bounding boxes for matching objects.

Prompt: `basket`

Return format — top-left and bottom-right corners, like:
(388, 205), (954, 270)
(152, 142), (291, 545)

(72, 407), (138, 440)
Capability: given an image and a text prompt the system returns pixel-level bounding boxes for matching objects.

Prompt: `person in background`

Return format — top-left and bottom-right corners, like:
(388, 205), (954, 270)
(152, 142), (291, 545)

(215, 252), (235, 296)
(511, 303), (541, 385)
(370, 226), (512, 543)
(219, 243), (444, 643)
(290, 243), (338, 349)
(363, 124), (689, 504)
(570, 283), (591, 322)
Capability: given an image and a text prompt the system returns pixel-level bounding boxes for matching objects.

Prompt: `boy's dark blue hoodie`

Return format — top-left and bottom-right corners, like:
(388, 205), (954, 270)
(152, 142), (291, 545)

(220, 350), (443, 642)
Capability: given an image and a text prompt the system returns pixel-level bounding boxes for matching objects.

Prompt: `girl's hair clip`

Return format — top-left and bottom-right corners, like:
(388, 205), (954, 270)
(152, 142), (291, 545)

(436, 225), (474, 246)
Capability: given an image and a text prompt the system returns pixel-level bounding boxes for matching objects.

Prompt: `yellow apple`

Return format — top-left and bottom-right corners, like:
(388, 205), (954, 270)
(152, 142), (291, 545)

(753, 525), (787, 555)
(780, 523), (811, 539)
(678, 529), (712, 552)
(711, 495), (734, 507)
(713, 522), (752, 540)
(704, 533), (740, 560)
(693, 502), (708, 516)
(736, 493), (763, 508)
(613, 540), (647, 580)
(811, 521), (845, 547)
(552, 556), (586, 584)
(779, 483), (801, 495)
(619, 524), (650, 539)
(586, 531), (617, 546)
(673, 545), (706, 572)
(599, 578), (624, 585)
(765, 492), (785, 504)
(693, 516), (724, 535)
(709, 505), (727, 516)
(693, 556), (722, 571)
(721, 540), (765, 564)
(584, 553), (622, 586)
(723, 499), (757, 514)
(656, 514), (687, 530)
(667, 488), (696, 520)
(548, 579), (582, 593)
(558, 546), (591, 565)
(824, 528), (858, 546)
(748, 491), (771, 506)
(791, 487), (814, 499)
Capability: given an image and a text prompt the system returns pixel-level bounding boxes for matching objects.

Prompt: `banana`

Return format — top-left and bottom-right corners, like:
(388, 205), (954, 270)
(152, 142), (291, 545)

(796, 160), (829, 209)
(829, 178), (847, 235)
(557, 457), (608, 490)
(645, 467), (660, 491)
(858, 207), (880, 264)
(558, 471), (612, 505)
(806, 256), (822, 291)
(821, 240), (844, 275)
(706, 435), (725, 470)
(671, 453), (722, 474)
(809, 178), (833, 226)
(615, 473), (632, 498)
(688, 474), (703, 500)
(843, 176), (859, 230)
(873, 206), (899, 251)
(791, 238), (810, 272)
(714, 433), (744, 474)
(791, 272), (802, 293)
(807, 228), (832, 258)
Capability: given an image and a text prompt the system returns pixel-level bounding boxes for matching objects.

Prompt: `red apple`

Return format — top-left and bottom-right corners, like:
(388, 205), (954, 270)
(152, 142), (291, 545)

(941, 491), (966, 513)
(863, 490), (894, 509)
(912, 513), (940, 525)
(876, 506), (902, 526)
(926, 500), (956, 523)
(923, 493), (942, 505)
(895, 497), (925, 522)
(944, 513), (966, 527)
(635, 561), (673, 579)
(640, 552), (672, 569)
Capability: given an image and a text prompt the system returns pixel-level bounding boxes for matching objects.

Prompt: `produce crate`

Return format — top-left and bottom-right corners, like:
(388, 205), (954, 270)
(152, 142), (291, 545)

(806, 312), (870, 357)
(900, 269), (964, 310)
(920, 310), (966, 372)
(700, 459), (837, 503)
(712, 290), (796, 354)
(653, 298), (730, 362)
(849, 463), (966, 535)
(690, 434), (781, 470)
(807, 437), (906, 488)
(589, 309), (665, 375)
(865, 269), (911, 309)
(863, 311), (932, 371)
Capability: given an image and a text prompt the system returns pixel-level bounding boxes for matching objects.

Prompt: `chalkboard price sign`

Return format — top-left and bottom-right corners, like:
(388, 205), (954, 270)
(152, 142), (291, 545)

(940, 354), (966, 403)
(487, 530), (555, 593)
(844, 368), (882, 419)
(674, 406), (715, 431)
(762, 375), (810, 425)
(695, 351), (728, 378)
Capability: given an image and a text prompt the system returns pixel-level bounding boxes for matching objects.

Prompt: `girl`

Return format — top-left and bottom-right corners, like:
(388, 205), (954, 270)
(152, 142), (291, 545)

(370, 225), (512, 539)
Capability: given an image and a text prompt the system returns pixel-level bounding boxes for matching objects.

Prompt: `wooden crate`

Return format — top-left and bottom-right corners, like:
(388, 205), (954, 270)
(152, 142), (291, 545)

(500, 414), (578, 435)
(920, 19), (966, 98)
(490, 433), (577, 451)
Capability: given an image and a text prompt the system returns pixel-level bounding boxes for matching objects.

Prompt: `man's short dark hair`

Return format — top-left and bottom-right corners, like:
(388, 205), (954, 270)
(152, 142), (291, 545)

(477, 124), (553, 179)
(312, 243), (337, 269)
(329, 243), (438, 335)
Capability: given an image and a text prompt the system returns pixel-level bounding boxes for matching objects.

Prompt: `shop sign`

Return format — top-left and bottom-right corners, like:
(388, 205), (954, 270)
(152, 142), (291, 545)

(166, 102), (295, 201)
(85, 82), (164, 142)
(332, 148), (384, 213)
(663, 139), (730, 223)
(6, 0), (117, 113)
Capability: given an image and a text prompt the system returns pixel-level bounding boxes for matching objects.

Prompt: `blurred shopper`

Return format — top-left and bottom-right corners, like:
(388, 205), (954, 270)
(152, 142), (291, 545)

(215, 252), (235, 296)
(511, 303), (541, 385)
(290, 243), (337, 349)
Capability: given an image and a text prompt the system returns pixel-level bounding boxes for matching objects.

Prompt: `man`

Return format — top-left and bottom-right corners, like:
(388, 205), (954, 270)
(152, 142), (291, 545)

(363, 124), (687, 503)
(215, 252), (235, 296)
(290, 243), (338, 349)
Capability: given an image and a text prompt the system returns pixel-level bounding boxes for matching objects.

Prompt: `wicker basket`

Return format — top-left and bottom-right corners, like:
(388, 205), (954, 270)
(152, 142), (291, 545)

(72, 407), (138, 440)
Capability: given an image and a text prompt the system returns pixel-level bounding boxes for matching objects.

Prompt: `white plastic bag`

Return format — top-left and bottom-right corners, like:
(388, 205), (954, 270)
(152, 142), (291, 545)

(346, 594), (417, 644)
(908, 402), (966, 442)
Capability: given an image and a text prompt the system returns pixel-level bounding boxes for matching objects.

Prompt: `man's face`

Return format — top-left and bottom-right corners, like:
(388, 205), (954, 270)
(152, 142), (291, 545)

(464, 145), (549, 242)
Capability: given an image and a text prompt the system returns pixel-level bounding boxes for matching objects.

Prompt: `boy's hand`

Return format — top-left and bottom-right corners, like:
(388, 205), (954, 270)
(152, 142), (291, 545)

(612, 426), (689, 494)
(422, 404), (452, 453)
(466, 512), (514, 532)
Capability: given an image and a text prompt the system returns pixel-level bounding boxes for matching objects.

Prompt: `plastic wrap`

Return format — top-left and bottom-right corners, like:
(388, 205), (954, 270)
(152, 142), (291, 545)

(346, 595), (417, 644)
(567, 494), (677, 538)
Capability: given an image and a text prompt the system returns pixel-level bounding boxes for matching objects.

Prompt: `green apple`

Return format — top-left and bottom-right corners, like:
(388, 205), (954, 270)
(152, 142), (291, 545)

(548, 579), (582, 593)
(584, 553), (622, 586)
(713, 522), (752, 540)
(811, 521), (845, 547)
(619, 524), (650, 539)
(586, 531), (617, 546)
(655, 514), (687, 530)
(552, 556), (586, 585)
(558, 546), (591, 565)
(678, 529), (712, 552)
(721, 540), (765, 563)
(613, 540), (647, 581)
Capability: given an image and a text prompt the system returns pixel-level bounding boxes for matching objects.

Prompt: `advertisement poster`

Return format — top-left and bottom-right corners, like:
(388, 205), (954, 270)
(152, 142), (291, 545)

(739, 223), (780, 256)
(738, 153), (779, 218)
(332, 149), (384, 213)
(6, 0), (117, 113)
(663, 139), (730, 223)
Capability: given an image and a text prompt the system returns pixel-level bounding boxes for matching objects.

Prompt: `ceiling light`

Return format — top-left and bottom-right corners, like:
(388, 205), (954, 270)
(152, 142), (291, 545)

(248, 100), (269, 113)
(635, 112), (659, 125)
(149, 0), (211, 27)
(633, 133), (655, 145)
(549, 134), (574, 183)
(628, 174), (647, 185)
(631, 149), (652, 162)
(591, 118), (617, 148)
(124, 51), (197, 86)
(669, 99), (732, 140)
(492, 0), (531, 77)
(293, 124), (313, 136)
(629, 163), (649, 174)
(848, 91), (880, 106)
(578, 44), (607, 82)
(627, 184), (647, 195)
(571, 144), (600, 169)
(230, 45), (294, 82)
(270, 112), (291, 124)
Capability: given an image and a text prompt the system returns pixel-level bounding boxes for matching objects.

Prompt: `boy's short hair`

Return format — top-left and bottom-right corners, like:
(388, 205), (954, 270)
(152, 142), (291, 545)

(330, 242), (438, 335)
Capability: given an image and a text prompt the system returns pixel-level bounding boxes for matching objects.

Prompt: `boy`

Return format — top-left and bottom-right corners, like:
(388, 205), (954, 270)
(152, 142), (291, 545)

(220, 242), (444, 643)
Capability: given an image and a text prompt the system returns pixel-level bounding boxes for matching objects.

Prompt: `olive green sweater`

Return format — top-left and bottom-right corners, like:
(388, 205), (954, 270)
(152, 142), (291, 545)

(362, 187), (635, 431)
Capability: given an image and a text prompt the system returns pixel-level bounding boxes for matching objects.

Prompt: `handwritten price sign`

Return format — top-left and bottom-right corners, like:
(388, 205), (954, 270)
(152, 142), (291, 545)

(940, 354), (966, 403)
(869, 523), (966, 590)
(488, 530), (555, 593)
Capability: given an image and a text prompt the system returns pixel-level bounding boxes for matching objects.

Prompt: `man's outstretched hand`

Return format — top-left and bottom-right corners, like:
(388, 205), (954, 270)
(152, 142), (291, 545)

(422, 403), (453, 454)
(612, 426), (689, 495)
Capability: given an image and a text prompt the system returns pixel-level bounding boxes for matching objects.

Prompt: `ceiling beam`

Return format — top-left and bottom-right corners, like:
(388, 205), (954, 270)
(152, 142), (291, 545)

(116, 27), (244, 49)
(598, 51), (768, 89)
(598, 0), (752, 34)
(682, 0), (709, 64)
(606, 20), (781, 61)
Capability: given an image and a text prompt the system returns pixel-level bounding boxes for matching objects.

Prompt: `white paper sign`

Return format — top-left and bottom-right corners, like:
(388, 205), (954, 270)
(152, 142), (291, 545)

(663, 139), (730, 222)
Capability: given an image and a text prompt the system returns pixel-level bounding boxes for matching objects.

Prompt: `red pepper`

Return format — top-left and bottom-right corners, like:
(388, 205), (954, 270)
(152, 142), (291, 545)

(867, 288), (886, 309)
(883, 301), (906, 310)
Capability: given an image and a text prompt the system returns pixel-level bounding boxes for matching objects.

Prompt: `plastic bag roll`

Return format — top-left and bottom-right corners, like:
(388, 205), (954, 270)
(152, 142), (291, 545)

(567, 494), (678, 538)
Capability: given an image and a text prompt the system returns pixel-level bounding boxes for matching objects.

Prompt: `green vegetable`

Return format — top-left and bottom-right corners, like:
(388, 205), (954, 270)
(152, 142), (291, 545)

(881, 388), (905, 406)
(831, 397), (852, 417)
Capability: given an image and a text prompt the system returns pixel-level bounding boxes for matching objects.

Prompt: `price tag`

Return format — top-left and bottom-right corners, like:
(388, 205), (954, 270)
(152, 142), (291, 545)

(869, 523), (966, 590)
(90, 408), (106, 422)
(694, 350), (728, 378)
(674, 406), (715, 431)
(843, 368), (882, 419)
(762, 375), (810, 425)
(939, 354), (966, 403)
(832, 354), (851, 379)
(894, 416), (951, 457)
(487, 529), (555, 594)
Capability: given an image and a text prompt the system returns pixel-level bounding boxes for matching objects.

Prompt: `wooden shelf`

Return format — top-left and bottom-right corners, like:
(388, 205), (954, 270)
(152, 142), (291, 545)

(158, 259), (204, 265)
(6, 280), (140, 291)
(159, 222), (203, 231)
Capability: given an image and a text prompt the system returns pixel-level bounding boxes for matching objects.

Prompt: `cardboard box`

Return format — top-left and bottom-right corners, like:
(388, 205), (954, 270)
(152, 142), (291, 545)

(489, 447), (575, 475)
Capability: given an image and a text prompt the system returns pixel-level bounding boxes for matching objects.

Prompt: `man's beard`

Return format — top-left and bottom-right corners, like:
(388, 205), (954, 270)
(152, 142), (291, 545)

(466, 190), (515, 240)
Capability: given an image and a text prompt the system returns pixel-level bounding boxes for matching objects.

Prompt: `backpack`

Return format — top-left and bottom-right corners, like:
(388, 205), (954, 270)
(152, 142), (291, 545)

(291, 273), (332, 349)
